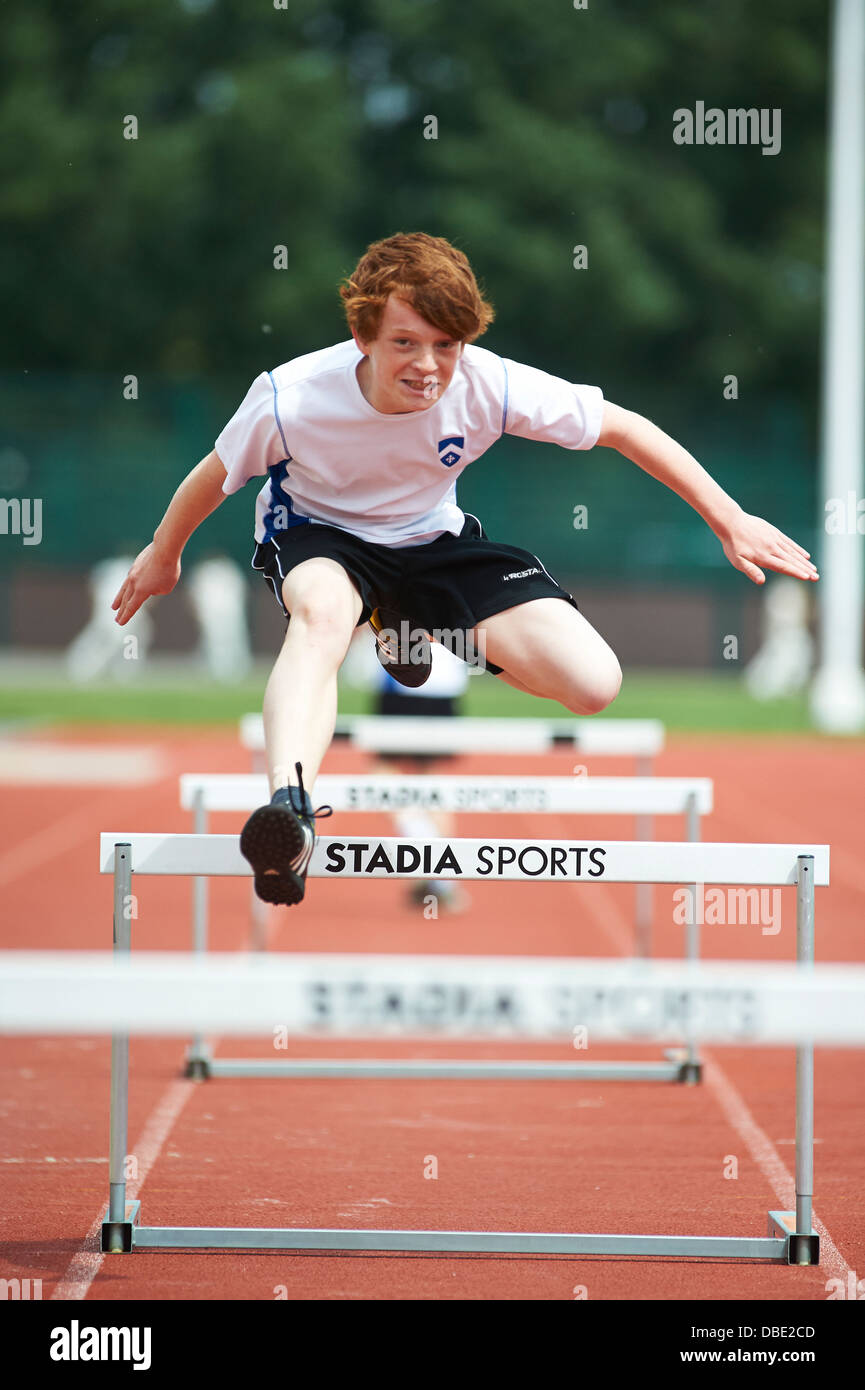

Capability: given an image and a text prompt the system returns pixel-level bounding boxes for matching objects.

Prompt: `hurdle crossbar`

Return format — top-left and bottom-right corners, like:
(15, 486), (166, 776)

(239, 713), (665, 757)
(92, 834), (825, 1262)
(184, 776), (710, 1081)
(181, 775), (711, 1081)
(180, 773), (711, 816)
(100, 833), (827, 884)
(239, 714), (665, 958)
(2, 950), (859, 1046)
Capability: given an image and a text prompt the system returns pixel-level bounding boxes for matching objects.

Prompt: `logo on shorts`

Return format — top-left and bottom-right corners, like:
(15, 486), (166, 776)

(438, 436), (464, 468)
(502, 567), (540, 581)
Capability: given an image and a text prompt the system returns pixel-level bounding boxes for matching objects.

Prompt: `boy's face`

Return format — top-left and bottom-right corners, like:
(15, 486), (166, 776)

(352, 293), (464, 414)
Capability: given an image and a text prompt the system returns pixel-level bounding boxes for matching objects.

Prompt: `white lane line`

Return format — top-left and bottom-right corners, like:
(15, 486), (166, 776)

(0, 742), (167, 786)
(544, 802), (852, 1281)
(536, 806), (636, 956)
(703, 1055), (853, 1284)
(51, 1077), (196, 1301)
(713, 781), (865, 900)
(575, 874), (637, 956)
(0, 801), (111, 889)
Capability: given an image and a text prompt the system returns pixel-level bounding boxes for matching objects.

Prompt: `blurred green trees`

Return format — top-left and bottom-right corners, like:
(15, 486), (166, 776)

(1, 0), (826, 399)
(0, 1), (828, 591)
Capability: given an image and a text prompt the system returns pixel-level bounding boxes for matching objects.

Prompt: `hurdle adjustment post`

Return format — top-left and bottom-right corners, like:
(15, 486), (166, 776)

(679, 791), (703, 1083)
(185, 790), (212, 1079)
(102, 843), (139, 1252)
(793, 854), (818, 1265)
(245, 765), (269, 953)
(634, 753), (653, 957)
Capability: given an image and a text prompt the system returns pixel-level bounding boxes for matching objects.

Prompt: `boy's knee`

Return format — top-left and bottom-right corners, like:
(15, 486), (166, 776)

(567, 656), (623, 715)
(281, 591), (355, 662)
(282, 566), (362, 640)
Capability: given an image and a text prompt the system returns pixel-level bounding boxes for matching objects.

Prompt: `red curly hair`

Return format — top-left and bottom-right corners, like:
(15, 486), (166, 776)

(339, 232), (495, 344)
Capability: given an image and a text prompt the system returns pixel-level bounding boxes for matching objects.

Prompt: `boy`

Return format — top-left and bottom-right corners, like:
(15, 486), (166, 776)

(112, 232), (817, 907)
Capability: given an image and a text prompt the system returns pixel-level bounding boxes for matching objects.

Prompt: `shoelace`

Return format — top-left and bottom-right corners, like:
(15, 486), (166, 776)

(284, 762), (332, 876)
(294, 761), (333, 825)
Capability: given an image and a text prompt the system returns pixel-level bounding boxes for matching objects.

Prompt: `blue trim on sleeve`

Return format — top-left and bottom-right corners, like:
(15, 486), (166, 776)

(500, 357), (509, 435)
(268, 371), (290, 457)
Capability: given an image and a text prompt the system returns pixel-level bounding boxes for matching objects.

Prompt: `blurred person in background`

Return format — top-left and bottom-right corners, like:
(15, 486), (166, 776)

(744, 577), (814, 700)
(67, 556), (154, 683)
(347, 628), (471, 914)
(69, 555), (251, 683)
(186, 556), (253, 683)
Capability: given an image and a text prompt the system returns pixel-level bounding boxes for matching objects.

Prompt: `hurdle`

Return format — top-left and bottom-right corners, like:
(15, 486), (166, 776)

(83, 831), (830, 1260)
(239, 713), (666, 761)
(180, 773), (713, 1083)
(240, 713), (666, 947)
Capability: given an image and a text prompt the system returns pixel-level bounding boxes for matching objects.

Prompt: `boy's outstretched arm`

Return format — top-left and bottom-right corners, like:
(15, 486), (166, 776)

(597, 403), (819, 585)
(112, 450), (229, 625)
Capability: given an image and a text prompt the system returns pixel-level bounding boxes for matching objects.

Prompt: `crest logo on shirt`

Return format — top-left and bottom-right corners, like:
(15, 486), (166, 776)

(437, 436), (465, 468)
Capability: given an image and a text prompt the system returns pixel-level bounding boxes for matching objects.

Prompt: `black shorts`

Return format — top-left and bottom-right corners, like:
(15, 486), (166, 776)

(252, 513), (578, 676)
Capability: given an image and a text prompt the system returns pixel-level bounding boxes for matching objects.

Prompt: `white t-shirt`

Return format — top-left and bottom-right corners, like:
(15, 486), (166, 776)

(215, 339), (604, 548)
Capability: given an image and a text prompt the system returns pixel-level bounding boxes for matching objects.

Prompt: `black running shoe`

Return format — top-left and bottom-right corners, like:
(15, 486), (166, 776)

(369, 605), (431, 689)
(240, 762), (332, 906)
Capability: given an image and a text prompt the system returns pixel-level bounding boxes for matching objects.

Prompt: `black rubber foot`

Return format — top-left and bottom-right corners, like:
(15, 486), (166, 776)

(184, 1057), (211, 1080)
(789, 1232), (820, 1265)
(676, 1061), (703, 1085)
(101, 1221), (134, 1253)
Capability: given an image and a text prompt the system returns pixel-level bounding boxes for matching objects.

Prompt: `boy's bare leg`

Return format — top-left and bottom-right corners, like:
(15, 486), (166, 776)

(474, 599), (623, 715)
(264, 557), (364, 792)
(494, 670), (547, 699)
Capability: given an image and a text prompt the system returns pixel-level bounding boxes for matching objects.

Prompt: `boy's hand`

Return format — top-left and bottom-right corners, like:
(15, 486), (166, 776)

(112, 543), (182, 625)
(718, 510), (819, 585)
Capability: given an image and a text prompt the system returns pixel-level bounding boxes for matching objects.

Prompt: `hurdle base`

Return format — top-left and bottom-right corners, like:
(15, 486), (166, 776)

(124, 1221), (792, 1259)
(768, 1211), (820, 1266)
(199, 1057), (689, 1082)
(100, 1201), (141, 1254)
(664, 1048), (703, 1085)
(183, 1051), (212, 1081)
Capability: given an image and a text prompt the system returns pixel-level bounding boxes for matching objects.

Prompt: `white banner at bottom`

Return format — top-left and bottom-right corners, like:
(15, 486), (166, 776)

(0, 952), (862, 1046)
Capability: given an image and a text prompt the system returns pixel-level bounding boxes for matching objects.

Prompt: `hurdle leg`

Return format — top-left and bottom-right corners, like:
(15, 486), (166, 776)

(768, 855), (820, 1264)
(634, 754), (653, 956)
(247, 744), (274, 951)
(249, 883), (270, 951)
(682, 793), (703, 1082)
(185, 792), (212, 1078)
(664, 795), (703, 1082)
(246, 746), (271, 951)
(101, 844), (140, 1252)
(793, 855), (818, 1264)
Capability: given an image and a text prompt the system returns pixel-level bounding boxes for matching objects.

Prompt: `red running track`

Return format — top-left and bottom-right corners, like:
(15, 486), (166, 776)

(0, 728), (863, 1301)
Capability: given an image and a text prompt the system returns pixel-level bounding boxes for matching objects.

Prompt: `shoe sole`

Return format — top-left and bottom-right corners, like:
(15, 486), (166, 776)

(371, 607), (432, 689)
(240, 805), (308, 907)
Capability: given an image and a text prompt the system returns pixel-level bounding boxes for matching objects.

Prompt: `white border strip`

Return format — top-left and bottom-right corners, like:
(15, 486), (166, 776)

(1, 953), (861, 1045)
